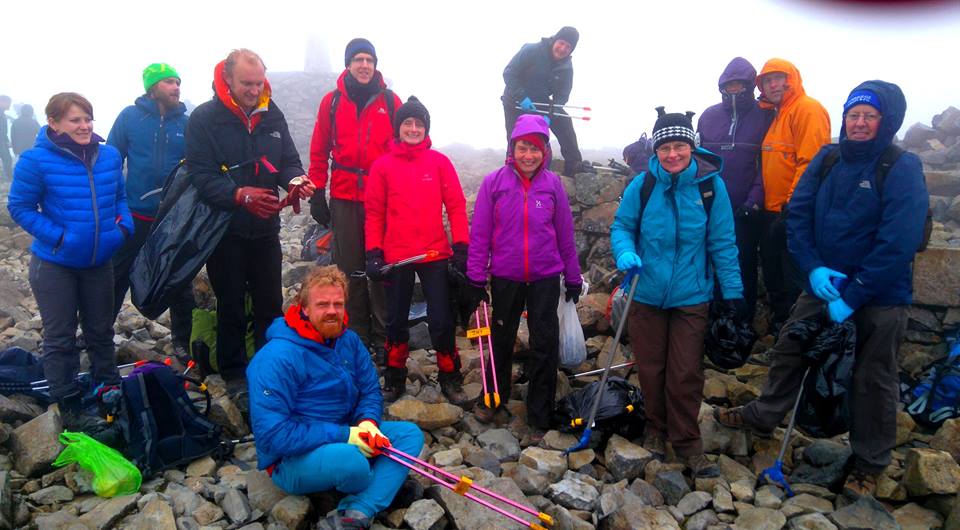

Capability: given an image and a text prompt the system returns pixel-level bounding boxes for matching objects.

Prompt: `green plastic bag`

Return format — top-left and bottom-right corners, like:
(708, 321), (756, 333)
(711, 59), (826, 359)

(53, 431), (142, 498)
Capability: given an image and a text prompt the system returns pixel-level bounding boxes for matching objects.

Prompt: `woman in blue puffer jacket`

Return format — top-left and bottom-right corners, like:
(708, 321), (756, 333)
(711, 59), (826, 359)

(7, 92), (133, 438)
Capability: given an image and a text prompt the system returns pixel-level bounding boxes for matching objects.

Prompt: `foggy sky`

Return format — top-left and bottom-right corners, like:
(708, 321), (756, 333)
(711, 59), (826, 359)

(4, 0), (959, 152)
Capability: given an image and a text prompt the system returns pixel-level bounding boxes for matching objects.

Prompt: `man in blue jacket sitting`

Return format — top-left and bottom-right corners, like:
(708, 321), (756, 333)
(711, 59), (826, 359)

(717, 80), (929, 499)
(248, 265), (422, 529)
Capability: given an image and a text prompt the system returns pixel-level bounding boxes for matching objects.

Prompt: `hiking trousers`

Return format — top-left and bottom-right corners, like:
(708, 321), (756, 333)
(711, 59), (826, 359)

(206, 233), (283, 381)
(735, 212), (762, 323)
(488, 276), (561, 430)
(742, 291), (906, 474)
(29, 256), (120, 400)
(112, 216), (195, 346)
(627, 302), (710, 457)
(503, 104), (582, 177)
(330, 198), (387, 348)
(759, 210), (803, 328)
(384, 259), (458, 372)
(271, 420), (423, 518)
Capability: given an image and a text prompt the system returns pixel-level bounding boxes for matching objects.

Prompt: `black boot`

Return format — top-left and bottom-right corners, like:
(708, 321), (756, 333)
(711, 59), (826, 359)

(58, 392), (122, 448)
(438, 371), (472, 410)
(382, 367), (407, 402)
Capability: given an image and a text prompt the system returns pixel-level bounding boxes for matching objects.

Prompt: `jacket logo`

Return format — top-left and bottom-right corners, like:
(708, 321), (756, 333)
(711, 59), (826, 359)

(859, 180), (872, 190)
(270, 131), (281, 139)
(378, 108), (387, 114)
(175, 132), (184, 137)
(536, 200), (543, 208)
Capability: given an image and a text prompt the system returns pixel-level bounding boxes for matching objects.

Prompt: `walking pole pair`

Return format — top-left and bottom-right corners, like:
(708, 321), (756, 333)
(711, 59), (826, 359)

(359, 433), (553, 529)
(571, 361), (635, 379)
(468, 301), (500, 408)
(350, 250), (440, 279)
(30, 358), (173, 391)
(513, 106), (591, 121)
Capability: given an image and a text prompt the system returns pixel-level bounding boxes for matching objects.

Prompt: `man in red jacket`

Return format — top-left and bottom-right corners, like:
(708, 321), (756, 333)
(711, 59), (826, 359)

(308, 38), (402, 358)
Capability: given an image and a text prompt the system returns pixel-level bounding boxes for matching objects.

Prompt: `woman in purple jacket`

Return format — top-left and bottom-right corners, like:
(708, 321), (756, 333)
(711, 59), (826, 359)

(465, 114), (582, 438)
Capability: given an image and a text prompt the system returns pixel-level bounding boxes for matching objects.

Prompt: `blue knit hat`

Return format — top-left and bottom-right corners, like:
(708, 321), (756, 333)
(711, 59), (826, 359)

(344, 38), (377, 67)
(843, 89), (881, 114)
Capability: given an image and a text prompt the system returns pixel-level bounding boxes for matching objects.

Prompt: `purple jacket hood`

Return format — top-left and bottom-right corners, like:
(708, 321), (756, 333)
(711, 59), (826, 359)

(507, 113), (553, 166)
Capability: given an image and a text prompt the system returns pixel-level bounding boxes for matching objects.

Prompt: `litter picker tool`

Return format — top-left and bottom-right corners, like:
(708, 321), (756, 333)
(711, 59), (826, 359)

(469, 301), (500, 408)
(360, 433), (553, 529)
(514, 107), (591, 121)
(530, 101), (592, 111)
(572, 361), (635, 379)
(759, 367), (811, 497)
(350, 250), (440, 278)
(564, 272), (640, 454)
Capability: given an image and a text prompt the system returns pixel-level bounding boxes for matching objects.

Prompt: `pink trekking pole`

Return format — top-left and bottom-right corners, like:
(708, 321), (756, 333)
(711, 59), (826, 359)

(473, 308), (490, 406)
(482, 301), (500, 406)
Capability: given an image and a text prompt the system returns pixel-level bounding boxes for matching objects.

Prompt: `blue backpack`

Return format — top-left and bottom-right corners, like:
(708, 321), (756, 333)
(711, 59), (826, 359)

(906, 335), (960, 427)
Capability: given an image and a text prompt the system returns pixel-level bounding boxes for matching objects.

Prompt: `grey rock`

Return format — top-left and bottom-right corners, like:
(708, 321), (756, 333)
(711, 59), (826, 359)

(177, 516), (200, 530)
(10, 409), (62, 477)
(547, 475), (601, 512)
(790, 440), (852, 490)
(544, 504), (594, 530)
(461, 445), (502, 475)
(717, 454), (755, 484)
(542, 430), (579, 451)
(79, 493), (141, 529)
(685, 509), (719, 530)
(476, 428), (521, 462)
(755, 485), (785, 509)
(712, 484), (734, 513)
(431, 448), (463, 467)
(35, 510), (88, 530)
(519, 447), (568, 482)
(208, 395), (250, 438)
(246, 470), (286, 513)
(903, 448), (960, 496)
(601, 496), (680, 530)
(828, 495), (899, 530)
(677, 490), (712, 516)
(271, 496), (312, 530)
(220, 488), (252, 524)
(403, 499), (447, 530)
(789, 513), (839, 530)
(0, 471), (11, 530)
(893, 502), (944, 530)
(186, 456), (218, 477)
(166, 482), (203, 515)
(903, 122), (941, 149)
(603, 434), (654, 482)
(504, 461), (552, 495)
(735, 507), (788, 530)
(730, 479), (755, 502)
(193, 500), (224, 526)
(653, 470), (690, 506)
(27, 485), (74, 505)
(629, 478), (664, 506)
(781, 493), (834, 518)
(0, 393), (42, 423)
(127, 498), (177, 530)
(430, 477), (530, 530)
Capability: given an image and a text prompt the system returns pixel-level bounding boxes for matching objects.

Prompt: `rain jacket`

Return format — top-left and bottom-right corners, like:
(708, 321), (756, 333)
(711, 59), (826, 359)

(787, 80), (928, 310)
(757, 58), (831, 212)
(8, 126), (133, 268)
(611, 148), (743, 308)
(308, 70), (403, 202)
(502, 38), (573, 107)
(365, 137), (469, 264)
(247, 306), (382, 471)
(467, 114), (581, 286)
(108, 95), (188, 219)
(185, 60), (304, 239)
(697, 57), (770, 210)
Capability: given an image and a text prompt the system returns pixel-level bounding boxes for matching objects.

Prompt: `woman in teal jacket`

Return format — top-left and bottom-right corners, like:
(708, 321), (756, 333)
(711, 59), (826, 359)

(611, 108), (743, 478)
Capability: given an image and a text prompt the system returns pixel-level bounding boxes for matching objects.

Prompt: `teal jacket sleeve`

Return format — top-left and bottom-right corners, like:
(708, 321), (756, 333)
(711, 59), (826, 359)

(705, 177), (743, 299)
(610, 174), (644, 263)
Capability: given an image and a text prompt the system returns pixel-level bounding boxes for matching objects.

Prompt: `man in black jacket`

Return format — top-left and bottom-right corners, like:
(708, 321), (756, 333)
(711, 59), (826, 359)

(502, 26), (583, 177)
(185, 49), (314, 393)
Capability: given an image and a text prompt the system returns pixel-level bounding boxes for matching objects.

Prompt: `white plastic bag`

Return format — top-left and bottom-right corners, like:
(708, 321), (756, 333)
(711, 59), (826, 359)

(558, 277), (588, 368)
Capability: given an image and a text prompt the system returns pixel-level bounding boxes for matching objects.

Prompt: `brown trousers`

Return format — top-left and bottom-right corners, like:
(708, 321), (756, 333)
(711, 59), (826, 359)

(627, 302), (710, 457)
(742, 291), (906, 473)
(330, 198), (387, 347)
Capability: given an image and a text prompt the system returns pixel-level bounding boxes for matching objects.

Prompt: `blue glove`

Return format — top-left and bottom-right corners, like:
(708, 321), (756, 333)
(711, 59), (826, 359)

(808, 267), (847, 302)
(827, 298), (854, 323)
(616, 252), (642, 273)
(520, 97), (536, 112)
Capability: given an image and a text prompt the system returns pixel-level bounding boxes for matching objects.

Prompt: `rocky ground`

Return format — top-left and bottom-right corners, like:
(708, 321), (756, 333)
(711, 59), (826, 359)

(1, 107), (960, 529)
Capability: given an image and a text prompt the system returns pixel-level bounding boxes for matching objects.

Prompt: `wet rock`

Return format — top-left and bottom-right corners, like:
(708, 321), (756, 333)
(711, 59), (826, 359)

(10, 409), (62, 477)
(387, 399), (463, 430)
(781, 493), (834, 518)
(653, 470), (690, 506)
(27, 485), (74, 505)
(519, 447), (567, 482)
(789, 513), (839, 530)
(547, 474), (601, 512)
(476, 428), (520, 462)
(126, 498), (177, 530)
(736, 507), (787, 530)
(903, 448), (960, 496)
(403, 499), (446, 530)
(828, 495), (898, 530)
(79, 493), (141, 529)
(271, 496), (311, 530)
(790, 440), (851, 490)
(677, 490), (712, 516)
(932, 419), (960, 463)
(431, 477), (530, 530)
(893, 502), (944, 530)
(604, 434), (654, 482)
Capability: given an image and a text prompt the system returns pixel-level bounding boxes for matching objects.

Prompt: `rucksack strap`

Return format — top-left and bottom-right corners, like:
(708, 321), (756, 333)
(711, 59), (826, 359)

(327, 88), (395, 191)
(698, 179), (716, 279)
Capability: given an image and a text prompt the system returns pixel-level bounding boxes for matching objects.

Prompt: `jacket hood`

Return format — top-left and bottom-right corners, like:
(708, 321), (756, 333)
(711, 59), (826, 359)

(507, 113), (553, 170)
(540, 37), (573, 64)
(839, 80), (905, 158)
(264, 305), (343, 353)
(757, 58), (805, 110)
(649, 147), (724, 184)
(213, 59), (272, 130)
(134, 94), (187, 118)
(719, 57), (758, 110)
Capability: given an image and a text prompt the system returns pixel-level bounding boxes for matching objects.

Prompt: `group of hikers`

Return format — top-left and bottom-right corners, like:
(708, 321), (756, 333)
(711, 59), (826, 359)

(4, 25), (931, 529)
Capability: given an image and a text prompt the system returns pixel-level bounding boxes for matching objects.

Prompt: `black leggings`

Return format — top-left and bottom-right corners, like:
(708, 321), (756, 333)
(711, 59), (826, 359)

(384, 259), (457, 370)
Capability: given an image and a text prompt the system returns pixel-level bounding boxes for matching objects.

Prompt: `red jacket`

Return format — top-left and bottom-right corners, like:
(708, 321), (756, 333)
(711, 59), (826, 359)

(308, 70), (402, 202)
(365, 138), (469, 264)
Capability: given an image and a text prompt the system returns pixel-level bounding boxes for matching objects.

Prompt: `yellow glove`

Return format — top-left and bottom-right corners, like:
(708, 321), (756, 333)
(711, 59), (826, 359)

(358, 420), (391, 449)
(347, 426), (375, 458)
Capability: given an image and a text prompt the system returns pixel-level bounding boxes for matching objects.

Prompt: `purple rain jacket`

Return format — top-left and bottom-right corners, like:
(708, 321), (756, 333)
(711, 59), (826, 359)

(696, 57), (771, 210)
(467, 114), (581, 286)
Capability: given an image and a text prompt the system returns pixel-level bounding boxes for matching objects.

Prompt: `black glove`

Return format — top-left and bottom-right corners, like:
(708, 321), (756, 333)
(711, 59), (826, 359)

(735, 204), (759, 220)
(365, 249), (386, 281)
(464, 281), (490, 315)
(451, 243), (468, 275)
(310, 188), (331, 227)
(565, 282), (582, 304)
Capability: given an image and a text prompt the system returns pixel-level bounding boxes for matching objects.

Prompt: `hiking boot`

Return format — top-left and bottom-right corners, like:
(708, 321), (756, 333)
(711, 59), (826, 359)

(371, 346), (388, 367)
(172, 342), (191, 366)
(382, 367), (407, 402)
(58, 392), (122, 448)
(438, 371), (472, 410)
(715, 406), (774, 438)
(747, 348), (774, 366)
(314, 509), (371, 530)
(474, 404), (496, 424)
(843, 469), (879, 499)
(642, 430), (666, 461)
(683, 453), (720, 478)
(525, 428), (547, 447)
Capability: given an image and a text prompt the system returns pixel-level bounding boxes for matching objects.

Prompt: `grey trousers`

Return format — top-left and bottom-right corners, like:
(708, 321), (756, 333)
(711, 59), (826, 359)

(29, 256), (120, 400)
(742, 291), (906, 473)
(330, 198), (386, 347)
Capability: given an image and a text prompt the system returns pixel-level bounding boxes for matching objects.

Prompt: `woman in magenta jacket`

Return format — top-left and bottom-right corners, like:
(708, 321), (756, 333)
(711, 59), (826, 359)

(465, 114), (581, 437)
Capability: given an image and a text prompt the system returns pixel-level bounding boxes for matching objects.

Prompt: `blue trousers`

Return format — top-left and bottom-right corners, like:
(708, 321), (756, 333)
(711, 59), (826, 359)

(271, 421), (423, 518)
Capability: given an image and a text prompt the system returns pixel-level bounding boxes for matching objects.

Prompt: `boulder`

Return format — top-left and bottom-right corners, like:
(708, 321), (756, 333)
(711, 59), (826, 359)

(903, 448), (960, 496)
(789, 513), (839, 530)
(903, 122), (941, 149)
(387, 399), (463, 430)
(476, 428), (520, 462)
(245, 470), (287, 513)
(126, 498), (177, 530)
(893, 502), (944, 530)
(547, 475), (601, 512)
(603, 434), (654, 481)
(403, 499), (447, 530)
(676, 490), (712, 516)
(78, 493), (141, 529)
(27, 485), (74, 505)
(602, 502), (679, 530)
(932, 418), (960, 463)
(735, 507), (787, 530)
(271, 496), (312, 530)
(828, 495), (898, 530)
(652, 470), (689, 506)
(780, 493), (834, 518)
(185, 455), (218, 477)
(10, 409), (62, 477)
(790, 440), (852, 490)
(518, 447), (567, 482)
(220, 488), (252, 525)
(431, 477), (530, 530)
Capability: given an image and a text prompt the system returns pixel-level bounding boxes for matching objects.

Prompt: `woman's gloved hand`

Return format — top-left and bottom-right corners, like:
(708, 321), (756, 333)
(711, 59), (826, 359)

(347, 426), (376, 458)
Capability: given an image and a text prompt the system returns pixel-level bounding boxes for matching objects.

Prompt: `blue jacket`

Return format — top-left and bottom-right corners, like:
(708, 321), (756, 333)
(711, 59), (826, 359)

(611, 148), (743, 308)
(787, 80), (928, 310)
(107, 96), (188, 218)
(8, 126), (133, 268)
(247, 316), (383, 470)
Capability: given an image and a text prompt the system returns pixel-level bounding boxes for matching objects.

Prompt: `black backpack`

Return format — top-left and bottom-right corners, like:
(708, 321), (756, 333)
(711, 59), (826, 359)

(120, 362), (223, 476)
(815, 144), (932, 252)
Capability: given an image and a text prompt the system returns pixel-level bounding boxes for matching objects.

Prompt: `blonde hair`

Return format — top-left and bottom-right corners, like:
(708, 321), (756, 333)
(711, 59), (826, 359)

(298, 265), (348, 306)
(224, 48), (266, 78)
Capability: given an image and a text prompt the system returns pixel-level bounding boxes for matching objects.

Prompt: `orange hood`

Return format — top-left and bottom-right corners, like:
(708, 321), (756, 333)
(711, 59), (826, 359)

(213, 59), (272, 132)
(756, 58), (805, 110)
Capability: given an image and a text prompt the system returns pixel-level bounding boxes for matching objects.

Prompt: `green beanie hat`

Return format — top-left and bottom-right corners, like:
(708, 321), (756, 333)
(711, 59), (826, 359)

(142, 63), (180, 92)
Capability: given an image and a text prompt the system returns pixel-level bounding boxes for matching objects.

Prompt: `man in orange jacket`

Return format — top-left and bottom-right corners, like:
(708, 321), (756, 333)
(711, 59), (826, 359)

(755, 58), (830, 342)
